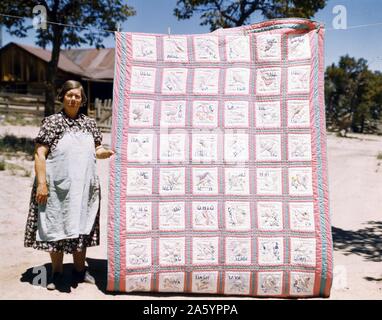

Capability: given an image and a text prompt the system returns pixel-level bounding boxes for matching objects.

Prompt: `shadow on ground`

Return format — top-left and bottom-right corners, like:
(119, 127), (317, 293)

(332, 221), (382, 263)
(20, 259), (225, 298)
(86, 258), (245, 298)
(363, 276), (382, 282)
(22, 221), (381, 295)
(20, 263), (72, 293)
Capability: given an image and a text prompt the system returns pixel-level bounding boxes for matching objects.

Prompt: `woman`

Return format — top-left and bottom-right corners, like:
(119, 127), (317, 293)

(24, 80), (114, 290)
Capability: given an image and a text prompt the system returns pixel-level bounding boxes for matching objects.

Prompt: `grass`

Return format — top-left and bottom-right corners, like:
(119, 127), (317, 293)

(0, 134), (34, 176)
(0, 134), (35, 159)
(1, 161), (31, 177)
(1, 114), (42, 126)
(0, 159), (5, 171)
(377, 152), (382, 160)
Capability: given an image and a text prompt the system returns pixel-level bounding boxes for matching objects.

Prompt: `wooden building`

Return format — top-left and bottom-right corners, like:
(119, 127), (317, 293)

(0, 42), (114, 112)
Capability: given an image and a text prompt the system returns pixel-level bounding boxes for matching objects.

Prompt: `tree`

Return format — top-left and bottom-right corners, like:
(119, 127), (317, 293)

(174, 0), (327, 31)
(325, 55), (382, 134)
(370, 71), (382, 128)
(0, 1), (135, 116)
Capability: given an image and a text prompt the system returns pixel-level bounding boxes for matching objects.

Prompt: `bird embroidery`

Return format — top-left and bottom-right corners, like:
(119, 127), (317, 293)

(137, 41), (154, 57)
(261, 275), (280, 293)
(196, 172), (214, 191)
(162, 172), (181, 191)
(165, 73), (182, 91)
(291, 174), (309, 191)
(264, 38), (277, 52)
(197, 39), (217, 59)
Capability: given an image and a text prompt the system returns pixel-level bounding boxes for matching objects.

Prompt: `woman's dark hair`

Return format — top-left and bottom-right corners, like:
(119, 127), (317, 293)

(57, 80), (87, 107)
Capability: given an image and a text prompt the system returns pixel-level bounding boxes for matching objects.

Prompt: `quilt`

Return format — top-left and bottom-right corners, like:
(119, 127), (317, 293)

(107, 18), (333, 298)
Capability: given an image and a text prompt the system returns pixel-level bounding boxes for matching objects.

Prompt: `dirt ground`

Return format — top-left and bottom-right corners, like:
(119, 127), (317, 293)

(0, 125), (381, 300)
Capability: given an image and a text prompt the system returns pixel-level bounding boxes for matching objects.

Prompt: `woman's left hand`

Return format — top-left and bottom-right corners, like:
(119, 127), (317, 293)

(96, 147), (115, 159)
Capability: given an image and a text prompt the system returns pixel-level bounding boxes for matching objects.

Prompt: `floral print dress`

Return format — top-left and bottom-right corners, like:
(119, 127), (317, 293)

(24, 109), (103, 254)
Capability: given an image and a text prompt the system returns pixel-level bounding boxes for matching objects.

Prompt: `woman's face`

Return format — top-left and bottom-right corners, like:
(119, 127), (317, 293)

(63, 88), (82, 113)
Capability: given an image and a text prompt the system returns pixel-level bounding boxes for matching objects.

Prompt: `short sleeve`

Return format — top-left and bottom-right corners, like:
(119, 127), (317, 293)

(89, 119), (103, 147)
(34, 117), (56, 148)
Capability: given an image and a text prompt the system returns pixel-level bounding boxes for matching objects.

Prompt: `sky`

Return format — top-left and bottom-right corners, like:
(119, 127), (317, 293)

(1, 0), (382, 71)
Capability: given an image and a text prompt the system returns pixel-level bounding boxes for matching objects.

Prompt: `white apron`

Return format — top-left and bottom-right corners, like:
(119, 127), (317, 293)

(36, 130), (100, 241)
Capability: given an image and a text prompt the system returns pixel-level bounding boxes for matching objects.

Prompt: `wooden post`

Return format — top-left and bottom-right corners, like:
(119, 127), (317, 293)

(95, 98), (100, 120)
(87, 80), (91, 116)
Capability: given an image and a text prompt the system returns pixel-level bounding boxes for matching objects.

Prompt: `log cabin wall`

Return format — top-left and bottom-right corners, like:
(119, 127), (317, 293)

(0, 42), (113, 117)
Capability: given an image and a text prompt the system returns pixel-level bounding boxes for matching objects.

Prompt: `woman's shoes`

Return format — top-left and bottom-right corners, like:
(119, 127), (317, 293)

(72, 268), (96, 285)
(46, 272), (64, 291)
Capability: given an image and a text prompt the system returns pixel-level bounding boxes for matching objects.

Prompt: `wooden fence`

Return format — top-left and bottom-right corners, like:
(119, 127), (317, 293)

(0, 93), (46, 116)
(0, 93), (62, 116)
(0, 93), (113, 132)
(93, 98), (112, 132)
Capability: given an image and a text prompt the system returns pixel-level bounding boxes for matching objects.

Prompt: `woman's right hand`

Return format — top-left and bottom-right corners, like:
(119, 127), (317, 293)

(36, 182), (49, 204)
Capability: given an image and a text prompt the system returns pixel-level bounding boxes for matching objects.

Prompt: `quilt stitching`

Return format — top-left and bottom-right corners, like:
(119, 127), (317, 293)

(108, 18), (333, 297)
